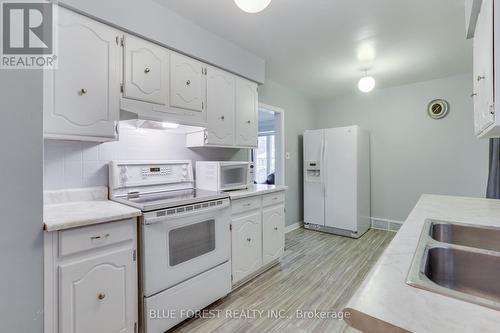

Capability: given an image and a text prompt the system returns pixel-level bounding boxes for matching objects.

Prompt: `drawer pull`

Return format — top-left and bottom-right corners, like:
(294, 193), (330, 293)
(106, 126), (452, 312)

(272, 197), (278, 200)
(144, 67), (151, 74)
(274, 227), (278, 231)
(246, 238), (251, 242)
(243, 203), (252, 207)
(90, 233), (110, 241)
(79, 88), (87, 95)
(98, 293), (106, 300)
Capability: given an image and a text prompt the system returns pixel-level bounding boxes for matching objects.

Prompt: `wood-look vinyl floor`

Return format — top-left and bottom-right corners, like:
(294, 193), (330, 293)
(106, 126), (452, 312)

(170, 227), (394, 333)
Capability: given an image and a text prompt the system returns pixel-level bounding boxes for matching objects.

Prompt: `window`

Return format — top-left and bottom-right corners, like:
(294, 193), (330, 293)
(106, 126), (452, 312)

(255, 135), (275, 184)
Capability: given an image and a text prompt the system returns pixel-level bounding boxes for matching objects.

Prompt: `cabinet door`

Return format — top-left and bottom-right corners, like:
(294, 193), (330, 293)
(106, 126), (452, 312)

(473, 0), (494, 135)
(59, 248), (137, 333)
(44, 8), (121, 141)
(123, 35), (169, 105)
(206, 67), (235, 145)
(235, 78), (258, 147)
(231, 212), (262, 283)
(262, 205), (285, 265)
(170, 52), (206, 112)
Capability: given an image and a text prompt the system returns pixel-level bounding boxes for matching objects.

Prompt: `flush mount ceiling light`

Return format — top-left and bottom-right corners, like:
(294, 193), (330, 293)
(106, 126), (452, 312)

(358, 71), (376, 93)
(161, 122), (180, 129)
(234, 0), (271, 13)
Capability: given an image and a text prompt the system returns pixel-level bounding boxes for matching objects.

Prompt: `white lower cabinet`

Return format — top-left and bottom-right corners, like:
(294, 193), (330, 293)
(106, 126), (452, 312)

(262, 205), (285, 265)
(230, 191), (285, 286)
(231, 211), (262, 283)
(44, 219), (138, 333)
(59, 249), (134, 333)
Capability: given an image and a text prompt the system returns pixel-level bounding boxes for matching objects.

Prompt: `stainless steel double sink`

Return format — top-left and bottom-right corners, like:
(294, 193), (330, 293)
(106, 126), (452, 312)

(407, 220), (500, 311)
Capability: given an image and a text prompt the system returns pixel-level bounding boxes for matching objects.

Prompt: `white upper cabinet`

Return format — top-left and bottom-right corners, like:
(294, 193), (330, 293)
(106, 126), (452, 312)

(170, 53), (206, 113)
(473, 0), (495, 136)
(235, 78), (258, 147)
(206, 67), (235, 146)
(44, 7), (121, 142)
(471, 0), (500, 138)
(123, 35), (169, 105)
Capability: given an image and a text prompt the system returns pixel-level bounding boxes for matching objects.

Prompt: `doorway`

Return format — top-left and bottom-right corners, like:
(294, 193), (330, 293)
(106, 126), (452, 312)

(251, 103), (285, 186)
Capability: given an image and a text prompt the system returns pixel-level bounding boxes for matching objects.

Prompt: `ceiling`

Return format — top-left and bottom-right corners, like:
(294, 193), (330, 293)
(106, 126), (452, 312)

(156, 0), (471, 101)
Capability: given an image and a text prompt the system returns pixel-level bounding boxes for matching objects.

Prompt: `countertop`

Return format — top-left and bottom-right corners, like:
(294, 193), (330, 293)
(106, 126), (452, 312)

(228, 184), (288, 200)
(44, 187), (142, 232)
(344, 194), (500, 333)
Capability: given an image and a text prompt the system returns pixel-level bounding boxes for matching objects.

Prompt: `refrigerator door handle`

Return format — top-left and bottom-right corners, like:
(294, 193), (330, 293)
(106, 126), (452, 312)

(319, 138), (325, 195)
(323, 138), (328, 197)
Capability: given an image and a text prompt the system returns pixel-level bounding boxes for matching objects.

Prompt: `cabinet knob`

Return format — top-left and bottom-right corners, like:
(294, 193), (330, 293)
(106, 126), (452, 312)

(97, 293), (106, 300)
(79, 88), (87, 95)
(477, 75), (486, 82)
(246, 237), (251, 242)
(471, 93), (477, 98)
(274, 227), (278, 231)
(246, 120), (251, 124)
(220, 115), (225, 120)
(144, 67), (151, 74)
(186, 80), (191, 86)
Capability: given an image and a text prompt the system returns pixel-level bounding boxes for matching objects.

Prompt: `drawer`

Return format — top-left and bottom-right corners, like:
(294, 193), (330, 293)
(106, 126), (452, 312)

(58, 219), (135, 257)
(262, 191), (285, 207)
(231, 196), (261, 215)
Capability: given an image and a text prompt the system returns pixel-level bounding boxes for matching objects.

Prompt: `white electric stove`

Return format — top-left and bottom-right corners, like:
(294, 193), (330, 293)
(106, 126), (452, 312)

(109, 160), (232, 333)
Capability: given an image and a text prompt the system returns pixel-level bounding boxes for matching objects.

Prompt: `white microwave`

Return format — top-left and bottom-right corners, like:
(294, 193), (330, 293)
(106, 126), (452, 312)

(196, 161), (254, 192)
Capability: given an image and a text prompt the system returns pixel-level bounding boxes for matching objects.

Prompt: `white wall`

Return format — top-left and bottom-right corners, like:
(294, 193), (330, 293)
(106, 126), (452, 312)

(315, 74), (489, 222)
(59, 0), (265, 83)
(0, 71), (44, 331)
(258, 79), (317, 227)
(44, 123), (246, 190)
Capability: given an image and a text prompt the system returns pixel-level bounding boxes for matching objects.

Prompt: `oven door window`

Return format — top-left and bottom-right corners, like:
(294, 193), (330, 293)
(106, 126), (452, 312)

(169, 219), (216, 266)
(221, 165), (247, 188)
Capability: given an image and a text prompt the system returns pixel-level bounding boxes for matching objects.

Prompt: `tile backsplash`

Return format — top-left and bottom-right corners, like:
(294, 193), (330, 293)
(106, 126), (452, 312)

(44, 123), (246, 190)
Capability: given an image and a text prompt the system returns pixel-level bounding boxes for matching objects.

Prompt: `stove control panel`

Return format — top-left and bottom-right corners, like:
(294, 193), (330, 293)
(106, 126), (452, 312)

(109, 161), (194, 195)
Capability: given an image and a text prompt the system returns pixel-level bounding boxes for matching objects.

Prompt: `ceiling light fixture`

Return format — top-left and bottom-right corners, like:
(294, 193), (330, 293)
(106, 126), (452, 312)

(358, 71), (376, 93)
(161, 122), (180, 129)
(234, 0), (271, 13)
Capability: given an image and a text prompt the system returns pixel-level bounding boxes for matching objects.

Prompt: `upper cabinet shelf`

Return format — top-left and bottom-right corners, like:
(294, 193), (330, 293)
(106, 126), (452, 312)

(43, 5), (258, 147)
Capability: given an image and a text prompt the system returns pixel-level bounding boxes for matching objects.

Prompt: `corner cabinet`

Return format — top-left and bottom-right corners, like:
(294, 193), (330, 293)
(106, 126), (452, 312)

(470, 0), (500, 138)
(44, 219), (138, 333)
(230, 190), (285, 286)
(43, 7), (122, 142)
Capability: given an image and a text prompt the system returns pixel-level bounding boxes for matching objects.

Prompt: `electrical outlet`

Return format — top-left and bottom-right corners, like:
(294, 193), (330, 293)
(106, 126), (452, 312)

(286, 152), (291, 160)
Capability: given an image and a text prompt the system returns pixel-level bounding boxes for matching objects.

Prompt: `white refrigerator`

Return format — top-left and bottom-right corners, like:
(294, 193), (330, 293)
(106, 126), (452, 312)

(303, 125), (370, 238)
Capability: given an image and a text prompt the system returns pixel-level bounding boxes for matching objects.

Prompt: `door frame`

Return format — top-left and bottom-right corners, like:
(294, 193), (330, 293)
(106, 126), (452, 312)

(250, 103), (285, 186)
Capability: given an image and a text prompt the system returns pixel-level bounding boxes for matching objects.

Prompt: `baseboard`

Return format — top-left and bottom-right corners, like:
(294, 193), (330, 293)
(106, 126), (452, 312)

(285, 221), (303, 233)
(371, 217), (404, 232)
